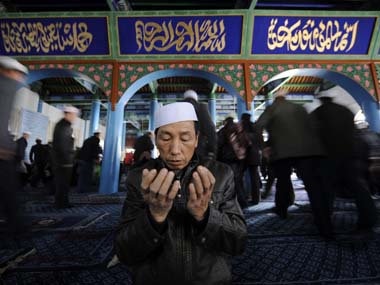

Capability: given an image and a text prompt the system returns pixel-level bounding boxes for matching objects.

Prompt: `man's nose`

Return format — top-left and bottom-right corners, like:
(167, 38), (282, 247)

(169, 139), (181, 154)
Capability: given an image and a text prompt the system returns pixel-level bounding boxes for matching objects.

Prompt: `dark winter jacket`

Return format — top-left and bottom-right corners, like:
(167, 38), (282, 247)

(242, 121), (262, 166)
(184, 98), (217, 160)
(30, 142), (48, 165)
(133, 134), (154, 164)
(217, 121), (239, 162)
(52, 118), (74, 166)
(15, 137), (27, 162)
(256, 97), (325, 161)
(0, 74), (18, 157)
(114, 157), (247, 285)
(311, 99), (355, 158)
(78, 135), (102, 162)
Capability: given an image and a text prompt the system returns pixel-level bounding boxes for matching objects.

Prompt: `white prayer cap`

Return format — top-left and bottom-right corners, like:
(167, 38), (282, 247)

(184, 89), (198, 101)
(355, 121), (369, 129)
(0, 56), (28, 74)
(274, 89), (288, 98)
(316, 89), (334, 98)
(63, 105), (79, 114)
(154, 102), (198, 130)
(23, 131), (31, 135)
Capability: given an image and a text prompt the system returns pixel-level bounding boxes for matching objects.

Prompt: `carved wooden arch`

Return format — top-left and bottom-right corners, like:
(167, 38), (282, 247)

(249, 63), (377, 100)
(117, 63), (247, 101)
(24, 62), (114, 97)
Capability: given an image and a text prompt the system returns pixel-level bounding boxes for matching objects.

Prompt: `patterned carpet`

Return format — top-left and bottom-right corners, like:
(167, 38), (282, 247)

(234, 200), (380, 284)
(1, 184), (380, 284)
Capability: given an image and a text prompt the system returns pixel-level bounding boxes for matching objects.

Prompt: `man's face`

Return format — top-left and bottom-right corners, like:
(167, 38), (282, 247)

(0, 68), (26, 83)
(155, 121), (198, 170)
(65, 112), (78, 123)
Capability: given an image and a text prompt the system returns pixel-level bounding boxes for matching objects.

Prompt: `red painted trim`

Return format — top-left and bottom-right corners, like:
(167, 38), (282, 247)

(114, 59), (375, 65)
(111, 61), (119, 111)
(20, 60), (114, 65)
(20, 59), (375, 65)
(243, 63), (252, 110)
(370, 63), (380, 102)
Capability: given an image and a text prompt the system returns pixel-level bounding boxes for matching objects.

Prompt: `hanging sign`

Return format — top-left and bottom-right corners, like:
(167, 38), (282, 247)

(252, 16), (376, 55)
(0, 17), (110, 56)
(118, 15), (243, 55)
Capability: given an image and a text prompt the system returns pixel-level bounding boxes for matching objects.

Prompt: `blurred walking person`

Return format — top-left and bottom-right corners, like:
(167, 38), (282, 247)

(30, 138), (49, 188)
(256, 90), (332, 238)
(0, 56), (28, 233)
(217, 117), (250, 208)
(52, 105), (79, 208)
(77, 131), (102, 193)
(311, 92), (377, 230)
(132, 132), (155, 168)
(240, 113), (262, 205)
(183, 89), (217, 160)
(15, 131), (31, 187)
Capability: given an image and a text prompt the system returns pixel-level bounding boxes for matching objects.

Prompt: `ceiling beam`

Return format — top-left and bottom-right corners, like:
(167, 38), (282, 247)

(73, 78), (96, 94)
(106, 0), (117, 11)
(282, 83), (321, 88)
(249, 0), (258, 10)
(265, 76), (293, 100)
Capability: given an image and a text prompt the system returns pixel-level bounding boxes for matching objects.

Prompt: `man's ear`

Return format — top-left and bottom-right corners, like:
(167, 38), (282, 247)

(154, 129), (159, 145)
(195, 133), (199, 148)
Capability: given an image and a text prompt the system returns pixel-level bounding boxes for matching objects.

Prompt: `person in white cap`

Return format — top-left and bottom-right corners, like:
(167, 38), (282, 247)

(115, 102), (247, 285)
(0, 56), (28, 82)
(0, 57), (28, 157)
(183, 89), (217, 160)
(0, 56), (28, 233)
(52, 105), (79, 208)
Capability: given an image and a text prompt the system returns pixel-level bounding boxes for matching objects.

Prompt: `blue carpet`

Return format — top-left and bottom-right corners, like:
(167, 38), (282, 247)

(232, 235), (380, 284)
(1, 186), (380, 284)
(0, 212), (108, 233)
(2, 263), (133, 285)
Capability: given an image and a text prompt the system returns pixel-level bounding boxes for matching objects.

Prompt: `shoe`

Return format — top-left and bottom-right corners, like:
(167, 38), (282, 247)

(55, 204), (74, 209)
(273, 207), (287, 219)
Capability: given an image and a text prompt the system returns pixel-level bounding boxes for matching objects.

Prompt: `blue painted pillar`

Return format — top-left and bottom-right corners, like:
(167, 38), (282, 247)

(37, 99), (43, 113)
(208, 93), (216, 125)
(99, 102), (123, 194)
(250, 101), (255, 122)
(121, 121), (127, 153)
(237, 98), (248, 120)
(84, 120), (89, 140)
(89, 99), (101, 136)
(363, 101), (380, 132)
(149, 96), (159, 131)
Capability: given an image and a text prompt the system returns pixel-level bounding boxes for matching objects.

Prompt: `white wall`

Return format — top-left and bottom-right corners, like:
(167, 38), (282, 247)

(9, 87), (39, 136)
(41, 102), (86, 148)
(9, 87), (107, 154)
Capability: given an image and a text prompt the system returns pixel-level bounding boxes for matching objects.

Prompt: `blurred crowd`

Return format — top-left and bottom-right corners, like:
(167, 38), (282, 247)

(1, 55), (379, 241)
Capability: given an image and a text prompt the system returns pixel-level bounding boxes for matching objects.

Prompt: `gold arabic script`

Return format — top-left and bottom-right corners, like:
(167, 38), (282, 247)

(267, 18), (359, 52)
(1, 21), (93, 54)
(135, 19), (226, 53)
